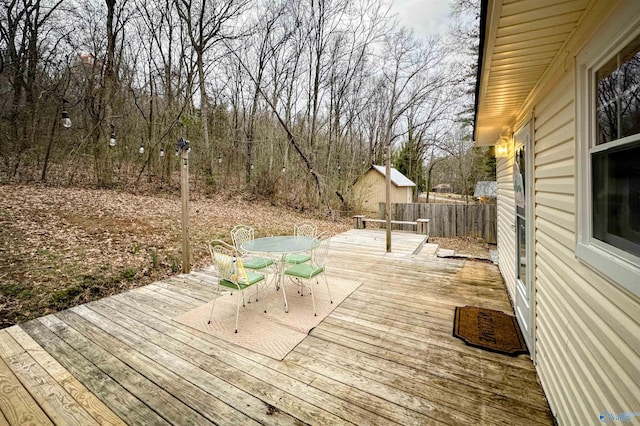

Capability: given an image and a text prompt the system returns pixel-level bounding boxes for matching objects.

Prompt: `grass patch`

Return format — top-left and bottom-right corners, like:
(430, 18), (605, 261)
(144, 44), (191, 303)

(0, 283), (35, 299)
(122, 268), (137, 281)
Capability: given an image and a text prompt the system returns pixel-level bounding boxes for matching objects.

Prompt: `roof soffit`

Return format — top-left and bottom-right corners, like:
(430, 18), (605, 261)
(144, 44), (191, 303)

(475, 0), (590, 145)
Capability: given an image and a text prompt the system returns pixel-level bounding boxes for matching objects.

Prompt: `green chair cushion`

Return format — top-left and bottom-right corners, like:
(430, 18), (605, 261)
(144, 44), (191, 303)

(242, 257), (274, 269)
(284, 264), (324, 279)
(220, 271), (265, 289)
(283, 253), (311, 264)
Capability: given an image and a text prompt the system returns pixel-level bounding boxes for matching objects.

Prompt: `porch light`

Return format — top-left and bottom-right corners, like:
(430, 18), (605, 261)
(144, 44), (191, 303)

(495, 137), (510, 158)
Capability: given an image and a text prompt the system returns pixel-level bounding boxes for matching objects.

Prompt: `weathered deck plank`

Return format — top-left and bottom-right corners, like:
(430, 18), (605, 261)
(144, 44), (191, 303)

(0, 333), (53, 426)
(0, 229), (553, 425)
(6, 326), (125, 426)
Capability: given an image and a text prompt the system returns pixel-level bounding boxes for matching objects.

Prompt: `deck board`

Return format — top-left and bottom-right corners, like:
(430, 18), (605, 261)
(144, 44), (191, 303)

(0, 229), (554, 425)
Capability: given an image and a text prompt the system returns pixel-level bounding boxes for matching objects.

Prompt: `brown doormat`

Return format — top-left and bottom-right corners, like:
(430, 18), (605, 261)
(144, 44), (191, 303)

(453, 306), (528, 356)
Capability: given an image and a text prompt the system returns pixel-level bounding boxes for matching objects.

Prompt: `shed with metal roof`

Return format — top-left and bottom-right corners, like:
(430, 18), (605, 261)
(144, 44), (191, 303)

(353, 165), (415, 213)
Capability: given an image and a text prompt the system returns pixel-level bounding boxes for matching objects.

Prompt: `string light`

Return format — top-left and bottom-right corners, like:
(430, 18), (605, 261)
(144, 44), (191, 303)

(160, 148), (165, 157)
(218, 153), (222, 163)
(250, 163), (254, 170)
(109, 124), (116, 147)
(281, 166), (286, 173)
(61, 101), (72, 128)
(139, 142), (145, 154)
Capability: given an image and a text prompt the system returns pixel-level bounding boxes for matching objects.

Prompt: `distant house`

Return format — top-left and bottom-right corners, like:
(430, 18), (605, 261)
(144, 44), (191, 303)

(432, 183), (452, 193)
(352, 165), (415, 213)
(475, 0), (640, 423)
(473, 181), (497, 203)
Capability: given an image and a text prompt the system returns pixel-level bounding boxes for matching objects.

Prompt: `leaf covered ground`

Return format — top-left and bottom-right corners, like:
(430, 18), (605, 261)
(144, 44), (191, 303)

(0, 184), (351, 328)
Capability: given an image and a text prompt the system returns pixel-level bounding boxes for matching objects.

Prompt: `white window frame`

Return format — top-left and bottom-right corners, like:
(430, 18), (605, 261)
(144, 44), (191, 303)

(576, 0), (640, 296)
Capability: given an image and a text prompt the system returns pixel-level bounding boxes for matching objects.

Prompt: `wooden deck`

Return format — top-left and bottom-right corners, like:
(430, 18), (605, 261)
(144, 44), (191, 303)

(0, 229), (553, 425)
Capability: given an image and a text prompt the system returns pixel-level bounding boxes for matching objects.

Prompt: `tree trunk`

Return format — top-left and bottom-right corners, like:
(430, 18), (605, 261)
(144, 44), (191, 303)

(196, 52), (211, 174)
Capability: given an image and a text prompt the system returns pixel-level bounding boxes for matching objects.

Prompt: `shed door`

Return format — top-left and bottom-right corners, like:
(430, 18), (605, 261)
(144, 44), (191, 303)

(514, 122), (533, 351)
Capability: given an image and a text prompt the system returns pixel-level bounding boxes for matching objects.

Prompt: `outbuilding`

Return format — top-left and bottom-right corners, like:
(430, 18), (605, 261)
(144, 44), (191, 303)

(352, 165), (416, 213)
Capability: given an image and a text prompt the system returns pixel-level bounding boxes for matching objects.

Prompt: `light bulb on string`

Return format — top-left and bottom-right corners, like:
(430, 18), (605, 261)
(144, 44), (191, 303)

(139, 142), (145, 154)
(160, 148), (165, 157)
(218, 153), (222, 163)
(107, 123), (116, 147)
(61, 100), (72, 128)
(281, 166), (286, 173)
(250, 163), (254, 170)
(61, 110), (72, 128)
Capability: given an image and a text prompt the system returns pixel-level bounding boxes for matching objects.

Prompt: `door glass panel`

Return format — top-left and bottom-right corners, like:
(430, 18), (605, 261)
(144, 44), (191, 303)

(514, 144), (527, 286)
(517, 216), (527, 283)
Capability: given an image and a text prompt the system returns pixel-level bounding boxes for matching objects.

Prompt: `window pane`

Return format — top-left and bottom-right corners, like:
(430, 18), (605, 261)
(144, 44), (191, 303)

(596, 33), (640, 145)
(592, 143), (640, 256)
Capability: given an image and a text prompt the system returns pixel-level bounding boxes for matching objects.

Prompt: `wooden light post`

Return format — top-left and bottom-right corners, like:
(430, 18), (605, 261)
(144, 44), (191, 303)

(385, 143), (392, 253)
(177, 138), (191, 274)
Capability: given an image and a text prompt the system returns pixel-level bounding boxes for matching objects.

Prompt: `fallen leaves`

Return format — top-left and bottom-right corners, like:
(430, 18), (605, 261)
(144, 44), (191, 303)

(0, 183), (351, 328)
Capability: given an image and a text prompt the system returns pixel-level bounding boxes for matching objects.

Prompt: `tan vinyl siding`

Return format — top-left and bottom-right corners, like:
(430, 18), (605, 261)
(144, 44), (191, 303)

(496, 154), (516, 299)
(532, 69), (640, 425)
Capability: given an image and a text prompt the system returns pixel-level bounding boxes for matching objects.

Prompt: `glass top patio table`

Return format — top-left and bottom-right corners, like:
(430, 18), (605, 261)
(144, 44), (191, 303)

(241, 236), (317, 254)
(241, 236), (316, 314)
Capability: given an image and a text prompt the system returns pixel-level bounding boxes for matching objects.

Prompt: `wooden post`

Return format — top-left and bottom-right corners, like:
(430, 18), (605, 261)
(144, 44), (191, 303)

(417, 218), (430, 236)
(180, 144), (191, 274)
(385, 144), (391, 252)
(353, 215), (365, 229)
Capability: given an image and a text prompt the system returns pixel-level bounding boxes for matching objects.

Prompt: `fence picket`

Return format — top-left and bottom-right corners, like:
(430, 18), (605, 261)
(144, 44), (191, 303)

(377, 203), (497, 243)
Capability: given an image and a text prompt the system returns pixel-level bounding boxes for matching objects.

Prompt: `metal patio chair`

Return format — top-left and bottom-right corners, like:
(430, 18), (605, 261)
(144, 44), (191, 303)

(207, 240), (266, 333)
(231, 224), (275, 271)
(283, 235), (332, 316)
(283, 222), (317, 265)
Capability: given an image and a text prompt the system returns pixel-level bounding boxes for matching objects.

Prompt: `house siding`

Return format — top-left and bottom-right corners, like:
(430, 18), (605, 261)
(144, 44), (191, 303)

(496, 153), (516, 299)
(515, 67), (640, 424)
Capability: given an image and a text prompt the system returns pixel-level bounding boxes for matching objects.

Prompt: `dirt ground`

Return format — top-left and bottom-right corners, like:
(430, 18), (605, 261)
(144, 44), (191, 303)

(429, 237), (494, 259)
(0, 184), (492, 328)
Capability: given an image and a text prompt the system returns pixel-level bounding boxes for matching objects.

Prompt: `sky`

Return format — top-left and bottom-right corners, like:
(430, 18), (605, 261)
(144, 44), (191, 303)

(388, 0), (453, 40)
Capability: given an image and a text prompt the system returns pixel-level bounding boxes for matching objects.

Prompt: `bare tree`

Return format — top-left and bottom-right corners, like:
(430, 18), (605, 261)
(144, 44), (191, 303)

(0, 0), (64, 178)
(174, 0), (250, 174)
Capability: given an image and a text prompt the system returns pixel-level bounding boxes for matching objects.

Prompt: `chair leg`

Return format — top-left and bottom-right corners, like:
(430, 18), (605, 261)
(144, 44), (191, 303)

(308, 281), (317, 316)
(280, 274), (289, 313)
(234, 290), (242, 333)
(321, 273), (332, 304)
(207, 286), (220, 324)
(259, 279), (267, 313)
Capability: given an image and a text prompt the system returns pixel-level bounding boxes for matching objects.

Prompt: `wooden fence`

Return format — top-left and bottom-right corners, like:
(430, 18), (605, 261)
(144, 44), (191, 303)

(378, 203), (497, 243)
